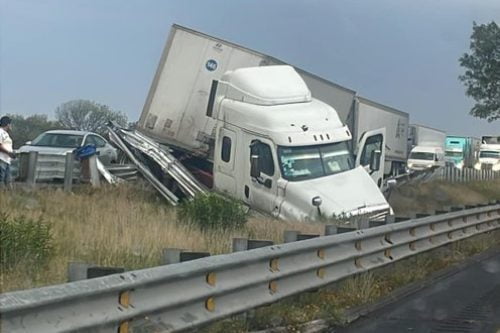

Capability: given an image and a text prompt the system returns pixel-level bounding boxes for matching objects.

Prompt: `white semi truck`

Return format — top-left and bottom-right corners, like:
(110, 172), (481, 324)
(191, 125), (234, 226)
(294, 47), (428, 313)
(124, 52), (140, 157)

(139, 25), (409, 183)
(474, 136), (500, 171)
(407, 124), (446, 171)
(138, 26), (391, 221)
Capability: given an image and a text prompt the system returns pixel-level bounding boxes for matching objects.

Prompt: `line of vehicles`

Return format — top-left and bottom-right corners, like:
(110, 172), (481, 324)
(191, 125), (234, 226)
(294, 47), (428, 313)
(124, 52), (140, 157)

(11, 24), (500, 222)
(133, 24), (499, 221)
(138, 25), (396, 221)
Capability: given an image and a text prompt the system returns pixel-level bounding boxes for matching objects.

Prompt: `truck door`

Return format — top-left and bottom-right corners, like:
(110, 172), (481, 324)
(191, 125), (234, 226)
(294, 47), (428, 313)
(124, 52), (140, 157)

(356, 128), (386, 188)
(213, 127), (237, 195)
(244, 137), (280, 216)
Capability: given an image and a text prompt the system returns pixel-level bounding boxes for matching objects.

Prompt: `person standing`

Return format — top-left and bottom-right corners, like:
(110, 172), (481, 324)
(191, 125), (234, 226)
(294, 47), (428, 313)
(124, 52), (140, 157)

(0, 116), (15, 189)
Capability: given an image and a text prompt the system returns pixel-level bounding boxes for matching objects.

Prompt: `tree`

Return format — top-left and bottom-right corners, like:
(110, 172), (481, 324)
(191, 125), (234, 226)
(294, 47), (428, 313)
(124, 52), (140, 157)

(7, 114), (59, 149)
(55, 100), (128, 136)
(459, 21), (500, 122)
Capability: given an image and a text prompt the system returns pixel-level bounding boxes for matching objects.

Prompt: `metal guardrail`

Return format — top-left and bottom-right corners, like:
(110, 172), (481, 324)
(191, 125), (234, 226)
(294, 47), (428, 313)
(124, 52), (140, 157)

(11, 153), (81, 182)
(1, 205), (499, 333)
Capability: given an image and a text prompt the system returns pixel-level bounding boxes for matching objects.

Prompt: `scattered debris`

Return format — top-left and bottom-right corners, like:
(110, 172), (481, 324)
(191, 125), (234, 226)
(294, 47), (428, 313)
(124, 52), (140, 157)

(107, 123), (208, 205)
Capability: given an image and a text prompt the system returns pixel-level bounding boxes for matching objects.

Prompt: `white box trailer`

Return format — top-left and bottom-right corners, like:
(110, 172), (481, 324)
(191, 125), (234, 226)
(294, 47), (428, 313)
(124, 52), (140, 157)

(138, 25), (409, 176)
(355, 98), (408, 175)
(408, 124), (446, 151)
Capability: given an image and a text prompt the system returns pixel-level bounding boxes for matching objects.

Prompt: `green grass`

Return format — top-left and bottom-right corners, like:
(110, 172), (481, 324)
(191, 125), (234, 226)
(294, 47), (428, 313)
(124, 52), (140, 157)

(178, 193), (247, 231)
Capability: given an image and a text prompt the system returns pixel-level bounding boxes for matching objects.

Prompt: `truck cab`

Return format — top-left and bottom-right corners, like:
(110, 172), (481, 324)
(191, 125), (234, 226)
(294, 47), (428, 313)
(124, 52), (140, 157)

(445, 137), (467, 169)
(211, 66), (390, 221)
(474, 136), (500, 171)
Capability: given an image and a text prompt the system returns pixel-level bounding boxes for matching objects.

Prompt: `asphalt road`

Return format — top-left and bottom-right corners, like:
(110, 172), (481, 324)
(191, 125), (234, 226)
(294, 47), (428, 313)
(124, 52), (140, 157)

(337, 249), (500, 333)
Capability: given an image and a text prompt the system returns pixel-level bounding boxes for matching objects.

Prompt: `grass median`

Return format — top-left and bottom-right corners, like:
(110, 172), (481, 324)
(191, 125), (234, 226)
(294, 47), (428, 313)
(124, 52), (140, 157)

(1, 178), (499, 297)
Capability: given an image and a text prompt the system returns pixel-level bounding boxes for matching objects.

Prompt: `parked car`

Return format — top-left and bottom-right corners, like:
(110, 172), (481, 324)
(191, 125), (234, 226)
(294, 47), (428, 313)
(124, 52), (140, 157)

(17, 130), (118, 165)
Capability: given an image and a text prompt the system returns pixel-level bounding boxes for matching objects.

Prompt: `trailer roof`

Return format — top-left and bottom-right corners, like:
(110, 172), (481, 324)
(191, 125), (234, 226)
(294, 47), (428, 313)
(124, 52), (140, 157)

(357, 96), (409, 117)
(172, 24), (357, 95)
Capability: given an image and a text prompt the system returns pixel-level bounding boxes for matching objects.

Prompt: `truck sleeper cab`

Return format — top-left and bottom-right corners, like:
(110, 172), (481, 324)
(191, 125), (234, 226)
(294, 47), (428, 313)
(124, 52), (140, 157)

(211, 66), (390, 221)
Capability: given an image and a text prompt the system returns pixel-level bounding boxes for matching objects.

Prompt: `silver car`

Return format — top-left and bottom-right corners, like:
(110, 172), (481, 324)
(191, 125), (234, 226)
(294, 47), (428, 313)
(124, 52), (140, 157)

(17, 130), (118, 165)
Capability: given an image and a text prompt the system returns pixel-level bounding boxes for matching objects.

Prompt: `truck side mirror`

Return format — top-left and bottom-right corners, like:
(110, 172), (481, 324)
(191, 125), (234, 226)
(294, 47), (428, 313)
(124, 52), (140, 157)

(250, 154), (261, 178)
(370, 150), (381, 172)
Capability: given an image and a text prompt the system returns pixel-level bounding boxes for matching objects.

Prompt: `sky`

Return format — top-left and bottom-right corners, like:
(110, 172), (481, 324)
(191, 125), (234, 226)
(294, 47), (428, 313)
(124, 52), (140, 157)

(0, 0), (499, 137)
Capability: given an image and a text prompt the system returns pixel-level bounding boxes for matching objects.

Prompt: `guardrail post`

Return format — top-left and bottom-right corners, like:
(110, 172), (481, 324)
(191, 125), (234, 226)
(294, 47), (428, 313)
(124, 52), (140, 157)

(232, 238), (273, 252)
(161, 248), (210, 264)
(369, 220), (385, 228)
(297, 233), (320, 241)
(336, 226), (357, 234)
(356, 216), (370, 229)
(324, 225), (338, 235)
(68, 262), (124, 281)
(26, 151), (38, 188)
(411, 213), (431, 219)
(385, 215), (396, 224)
(284, 230), (320, 242)
(68, 262), (94, 282)
(284, 230), (299, 243)
(87, 266), (125, 279)
(89, 155), (100, 187)
(64, 152), (74, 192)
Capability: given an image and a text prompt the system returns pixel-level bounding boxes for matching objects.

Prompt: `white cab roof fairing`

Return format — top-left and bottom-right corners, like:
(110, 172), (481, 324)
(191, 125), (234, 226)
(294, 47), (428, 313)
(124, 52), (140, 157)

(219, 65), (312, 106)
(218, 98), (352, 146)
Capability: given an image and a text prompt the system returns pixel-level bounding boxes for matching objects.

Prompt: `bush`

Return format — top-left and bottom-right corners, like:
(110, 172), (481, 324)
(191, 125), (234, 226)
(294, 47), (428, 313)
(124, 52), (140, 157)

(178, 194), (247, 231)
(0, 213), (54, 270)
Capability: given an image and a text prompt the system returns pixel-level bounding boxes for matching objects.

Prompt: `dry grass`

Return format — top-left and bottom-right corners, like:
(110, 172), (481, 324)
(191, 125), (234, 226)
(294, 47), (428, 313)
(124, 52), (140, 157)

(1, 179), (499, 292)
(389, 179), (500, 215)
(0, 184), (323, 292)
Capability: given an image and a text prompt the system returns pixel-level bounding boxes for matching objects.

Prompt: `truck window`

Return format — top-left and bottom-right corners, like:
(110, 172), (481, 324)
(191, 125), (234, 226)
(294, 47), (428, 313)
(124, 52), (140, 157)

(251, 141), (275, 176)
(221, 136), (231, 162)
(360, 134), (383, 166)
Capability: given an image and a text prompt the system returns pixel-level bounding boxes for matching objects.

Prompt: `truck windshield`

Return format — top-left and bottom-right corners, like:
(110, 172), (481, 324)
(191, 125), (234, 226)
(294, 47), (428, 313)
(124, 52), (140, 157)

(479, 151), (500, 158)
(445, 151), (462, 158)
(409, 152), (435, 160)
(278, 141), (354, 181)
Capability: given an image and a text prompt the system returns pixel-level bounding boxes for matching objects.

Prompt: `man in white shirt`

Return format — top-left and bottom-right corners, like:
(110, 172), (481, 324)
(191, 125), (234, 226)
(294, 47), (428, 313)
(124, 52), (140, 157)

(0, 116), (15, 189)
